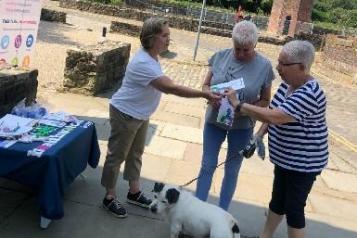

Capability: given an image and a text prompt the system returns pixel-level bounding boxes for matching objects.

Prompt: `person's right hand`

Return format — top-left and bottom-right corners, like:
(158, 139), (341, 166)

(224, 88), (240, 109)
(204, 91), (222, 108)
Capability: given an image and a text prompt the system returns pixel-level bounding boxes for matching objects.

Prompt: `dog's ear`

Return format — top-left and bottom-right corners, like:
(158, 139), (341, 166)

(153, 182), (165, 193)
(165, 188), (180, 204)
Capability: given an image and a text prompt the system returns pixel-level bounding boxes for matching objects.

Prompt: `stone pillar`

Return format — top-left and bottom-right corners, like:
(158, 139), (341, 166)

(267, 0), (285, 35)
(268, 0), (313, 36)
(0, 69), (38, 117)
(63, 41), (131, 95)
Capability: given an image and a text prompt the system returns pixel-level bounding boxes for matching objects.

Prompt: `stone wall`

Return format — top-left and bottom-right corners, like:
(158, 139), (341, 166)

(110, 21), (141, 37)
(60, 0), (268, 32)
(322, 35), (357, 77)
(63, 41), (131, 95)
(124, 0), (269, 29)
(291, 32), (324, 50)
(41, 8), (66, 23)
(61, 0), (324, 50)
(0, 69), (38, 117)
(109, 19), (324, 51)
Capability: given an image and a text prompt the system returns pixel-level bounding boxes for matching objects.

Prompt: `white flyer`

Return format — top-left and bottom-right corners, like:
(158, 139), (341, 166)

(210, 78), (245, 93)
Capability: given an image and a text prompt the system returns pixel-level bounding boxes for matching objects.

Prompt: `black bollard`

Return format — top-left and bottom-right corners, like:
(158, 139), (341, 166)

(102, 27), (107, 38)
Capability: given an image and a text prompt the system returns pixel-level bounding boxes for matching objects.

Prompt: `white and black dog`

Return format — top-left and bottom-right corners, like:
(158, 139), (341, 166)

(150, 182), (240, 238)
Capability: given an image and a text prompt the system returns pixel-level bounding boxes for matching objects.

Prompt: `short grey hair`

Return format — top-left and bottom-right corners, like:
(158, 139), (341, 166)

(282, 40), (315, 72)
(140, 17), (168, 50)
(232, 20), (258, 46)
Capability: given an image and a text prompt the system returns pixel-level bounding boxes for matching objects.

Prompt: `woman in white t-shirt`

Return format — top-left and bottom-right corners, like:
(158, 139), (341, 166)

(100, 17), (221, 218)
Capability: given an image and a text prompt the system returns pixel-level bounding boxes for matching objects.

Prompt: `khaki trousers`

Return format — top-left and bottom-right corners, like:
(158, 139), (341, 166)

(101, 104), (149, 189)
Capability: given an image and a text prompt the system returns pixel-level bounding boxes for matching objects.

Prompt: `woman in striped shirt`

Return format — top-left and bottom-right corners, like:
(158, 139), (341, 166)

(226, 40), (328, 238)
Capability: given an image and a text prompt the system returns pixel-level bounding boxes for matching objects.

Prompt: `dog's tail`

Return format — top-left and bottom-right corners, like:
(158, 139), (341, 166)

(232, 223), (240, 238)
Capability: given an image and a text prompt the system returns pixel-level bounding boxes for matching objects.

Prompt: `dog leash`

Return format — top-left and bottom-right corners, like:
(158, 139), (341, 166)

(179, 158), (229, 188)
(180, 148), (246, 188)
(179, 136), (264, 188)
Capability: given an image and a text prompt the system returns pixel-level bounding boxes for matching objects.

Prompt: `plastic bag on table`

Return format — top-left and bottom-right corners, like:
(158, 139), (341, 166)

(11, 99), (47, 119)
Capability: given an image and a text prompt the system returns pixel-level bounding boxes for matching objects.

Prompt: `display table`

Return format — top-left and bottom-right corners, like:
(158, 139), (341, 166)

(0, 120), (100, 228)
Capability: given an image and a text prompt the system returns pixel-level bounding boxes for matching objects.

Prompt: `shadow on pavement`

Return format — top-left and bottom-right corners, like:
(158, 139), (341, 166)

(1, 165), (356, 238)
(37, 21), (82, 47)
(74, 115), (158, 146)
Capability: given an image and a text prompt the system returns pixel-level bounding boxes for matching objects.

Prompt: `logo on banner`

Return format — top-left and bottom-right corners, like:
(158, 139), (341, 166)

(11, 57), (19, 67)
(22, 55), (30, 67)
(1, 35), (10, 49)
(0, 0), (42, 67)
(26, 34), (34, 48)
(14, 35), (22, 48)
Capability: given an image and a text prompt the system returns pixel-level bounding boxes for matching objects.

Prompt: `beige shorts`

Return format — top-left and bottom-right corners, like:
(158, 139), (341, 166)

(101, 104), (149, 189)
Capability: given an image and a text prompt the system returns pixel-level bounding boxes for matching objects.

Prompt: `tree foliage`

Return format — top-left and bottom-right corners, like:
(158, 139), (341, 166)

(312, 0), (357, 28)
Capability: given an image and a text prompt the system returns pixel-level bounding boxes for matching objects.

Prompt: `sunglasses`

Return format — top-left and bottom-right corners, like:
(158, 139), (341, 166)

(278, 62), (302, 66)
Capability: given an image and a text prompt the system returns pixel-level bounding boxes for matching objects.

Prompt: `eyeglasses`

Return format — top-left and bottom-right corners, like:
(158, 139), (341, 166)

(278, 62), (302, 66)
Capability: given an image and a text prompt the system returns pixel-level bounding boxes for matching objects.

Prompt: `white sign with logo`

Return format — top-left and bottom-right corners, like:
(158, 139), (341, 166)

(0, 0), (42, 68)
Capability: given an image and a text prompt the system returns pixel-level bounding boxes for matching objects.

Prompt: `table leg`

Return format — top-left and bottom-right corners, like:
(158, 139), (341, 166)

(40, 216), (52, 229)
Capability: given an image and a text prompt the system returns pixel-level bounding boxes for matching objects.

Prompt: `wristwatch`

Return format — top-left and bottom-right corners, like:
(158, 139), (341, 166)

(235, 102), (244, 113)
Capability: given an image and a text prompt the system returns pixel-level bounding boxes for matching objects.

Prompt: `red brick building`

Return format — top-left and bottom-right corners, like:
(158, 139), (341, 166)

(267, 0), (314, 36)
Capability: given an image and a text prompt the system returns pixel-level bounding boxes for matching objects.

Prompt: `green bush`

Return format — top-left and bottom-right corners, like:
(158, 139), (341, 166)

(87, 0), (122, 5)
(312, 0), (357, 28)
(329, 8), (357, 28)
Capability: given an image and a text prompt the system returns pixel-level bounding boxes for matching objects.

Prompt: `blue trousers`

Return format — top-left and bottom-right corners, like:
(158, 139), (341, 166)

(196, 122), (252, 210)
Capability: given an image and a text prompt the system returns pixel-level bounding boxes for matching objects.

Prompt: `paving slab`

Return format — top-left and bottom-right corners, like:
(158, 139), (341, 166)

(309, 193), (357, 222)
(139, 153), (172, 182)
(145, 136), (187, 160)
(151, 110), (202, 128)
(164, 101), (206, 118)
(160, 124), (203, 144)
(321, 170), (357, 193)
(164, 160), (201, 191)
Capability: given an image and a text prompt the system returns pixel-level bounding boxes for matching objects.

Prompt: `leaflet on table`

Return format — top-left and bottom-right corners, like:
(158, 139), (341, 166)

(0, 114), (36, 138)
(27, 125), (77, 158)
(42, 112), (80, 125)
(210, 78), (245, 93)
(38, 119), (67, 128)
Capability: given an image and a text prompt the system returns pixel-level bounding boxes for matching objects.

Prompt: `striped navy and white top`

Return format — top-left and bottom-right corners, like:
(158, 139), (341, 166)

(268, 80), (329, 173)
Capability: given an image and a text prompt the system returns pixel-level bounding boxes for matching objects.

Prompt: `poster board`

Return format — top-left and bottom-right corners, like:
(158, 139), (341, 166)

(0, 0), (42, 68)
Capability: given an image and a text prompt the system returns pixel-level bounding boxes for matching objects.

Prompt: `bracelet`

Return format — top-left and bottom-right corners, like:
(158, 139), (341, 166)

(235, 102), (244, 113)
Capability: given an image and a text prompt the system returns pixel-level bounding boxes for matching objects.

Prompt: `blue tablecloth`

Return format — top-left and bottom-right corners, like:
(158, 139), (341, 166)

(0, 121), (100, 220)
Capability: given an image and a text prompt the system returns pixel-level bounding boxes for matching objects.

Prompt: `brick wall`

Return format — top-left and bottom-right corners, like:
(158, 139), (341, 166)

(322, 35), (357, 77)
(268, 0), (313, 36)
(267, 0), (285, 34)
